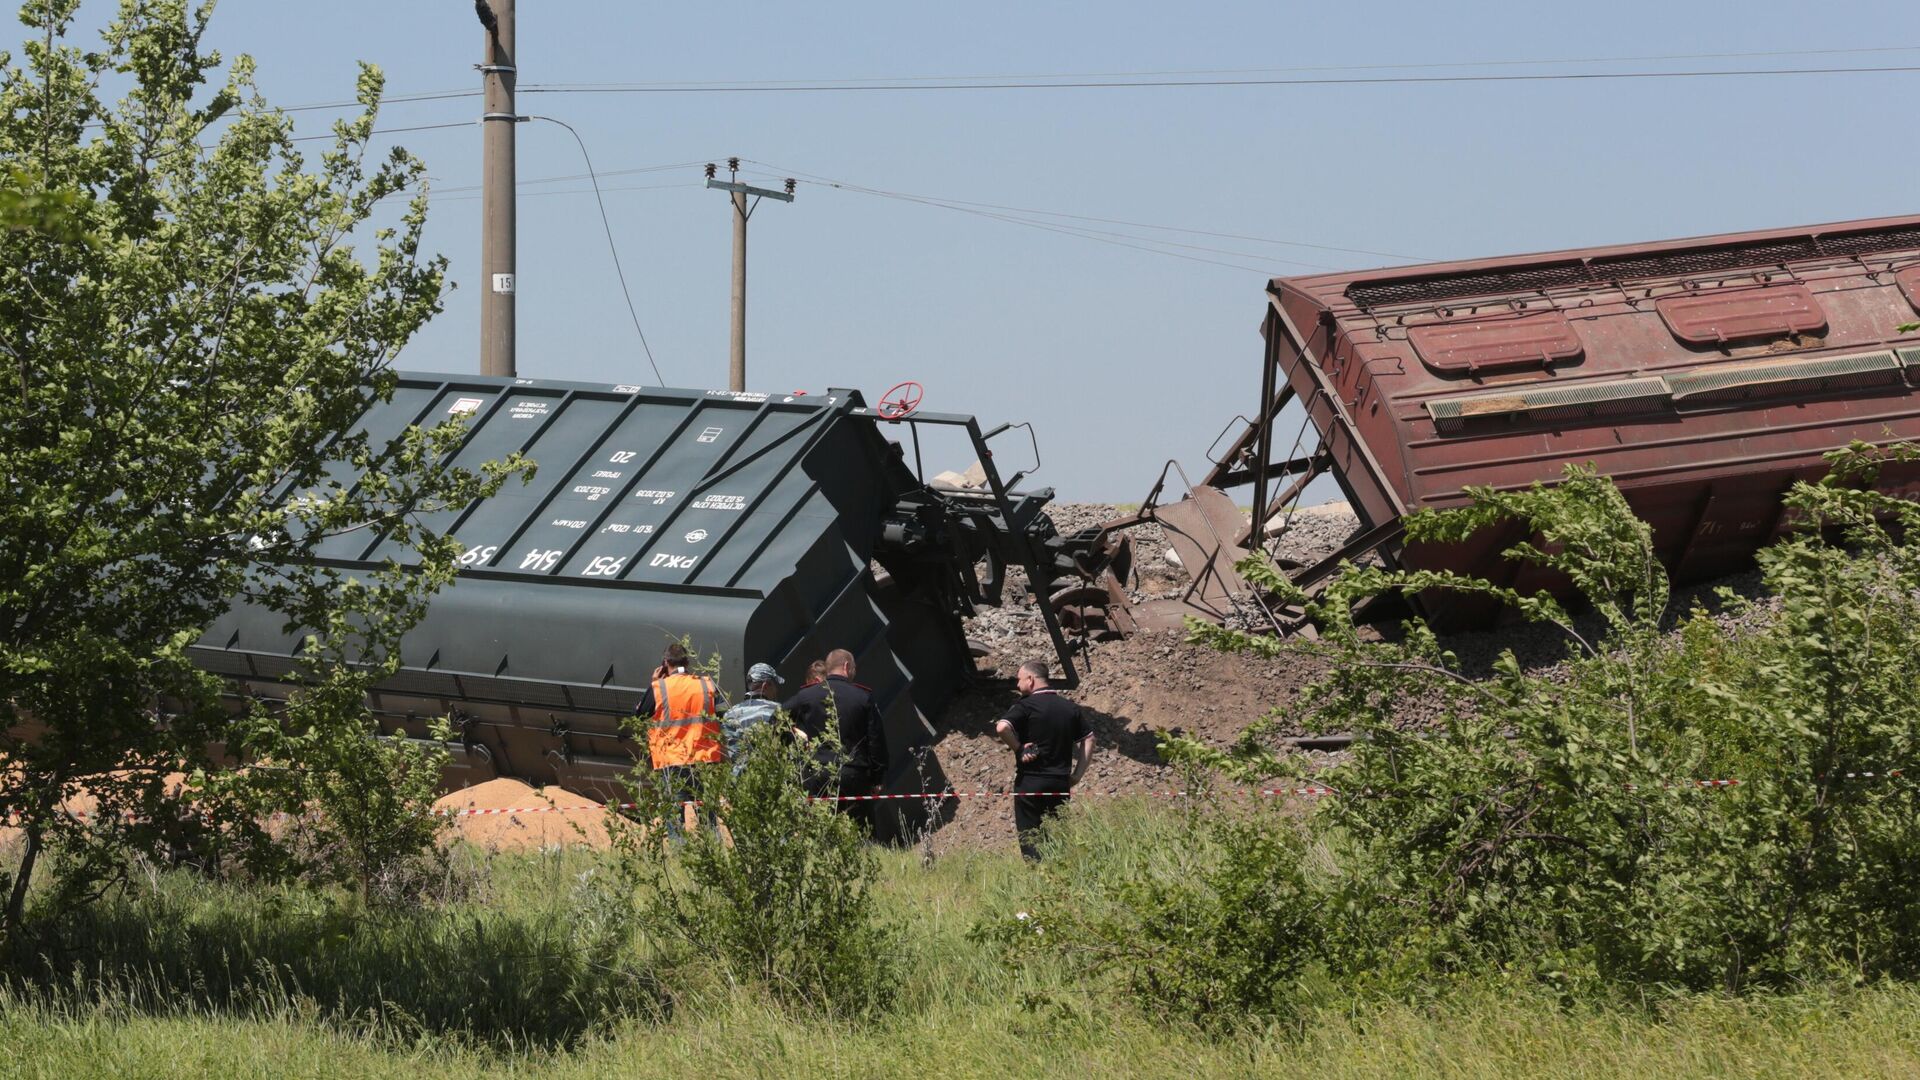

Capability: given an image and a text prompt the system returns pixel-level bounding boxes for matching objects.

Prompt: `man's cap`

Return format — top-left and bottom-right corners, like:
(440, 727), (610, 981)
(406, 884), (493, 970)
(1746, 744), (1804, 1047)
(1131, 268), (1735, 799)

(748, 662), (784, 685)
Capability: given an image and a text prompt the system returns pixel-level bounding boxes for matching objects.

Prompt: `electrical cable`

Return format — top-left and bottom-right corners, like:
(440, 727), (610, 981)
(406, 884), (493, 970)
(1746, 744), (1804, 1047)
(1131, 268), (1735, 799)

(518, 63), (1920, 95)
(492, 160), (713, 188)
(731, 161), (1386, 269)
(763, 174), (1292, 273)
(407, 180), (703, 204)
(107, 44), (1920, 120)
(827, 184), (1332, 271)
(741, 159), (1422, 261)
(420, 158), (716, 197)
(515, 44), (1920, 89)
(79, 88), (480, 131)
(279, 88), (480, 113)
(288, 120), (471, 142)
(526, 116), (667, 386)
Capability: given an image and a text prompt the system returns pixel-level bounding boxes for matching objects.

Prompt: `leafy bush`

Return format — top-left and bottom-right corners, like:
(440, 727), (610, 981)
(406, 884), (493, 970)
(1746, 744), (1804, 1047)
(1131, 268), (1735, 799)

(593, 720), (900, 1018)
(245, 719), (458, 905)
(1177, 449), (1920, 994)
(979, 798), (1323, 1032)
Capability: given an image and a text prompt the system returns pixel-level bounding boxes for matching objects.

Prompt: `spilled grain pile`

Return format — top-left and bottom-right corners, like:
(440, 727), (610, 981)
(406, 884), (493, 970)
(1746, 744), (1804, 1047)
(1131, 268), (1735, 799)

(433, 778), (611, 851)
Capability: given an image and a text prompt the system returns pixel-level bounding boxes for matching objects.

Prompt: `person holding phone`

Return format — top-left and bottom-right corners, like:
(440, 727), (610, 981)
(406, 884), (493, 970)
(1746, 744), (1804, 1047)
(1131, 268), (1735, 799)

(992, 659), (1093, 861)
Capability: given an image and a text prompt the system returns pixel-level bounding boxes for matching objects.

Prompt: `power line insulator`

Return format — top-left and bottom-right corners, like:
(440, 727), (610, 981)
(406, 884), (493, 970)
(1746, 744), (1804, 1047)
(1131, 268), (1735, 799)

(704, 162), (717, 179)
(727, 156), (740, 173)
(784, 178), (796, 195)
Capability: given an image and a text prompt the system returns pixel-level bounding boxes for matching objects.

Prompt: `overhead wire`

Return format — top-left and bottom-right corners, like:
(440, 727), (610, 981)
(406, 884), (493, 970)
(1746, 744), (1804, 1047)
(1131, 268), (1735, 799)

(382, 147), (1363, 274)
(515, 45), (1920, 90)
(742, 159), (1423, 262)
(386, 157), (1337, 273)
(418, 159), (716, 197)
(732, 161), (1408, 270)
(244, 48), (1920, 283)
(240, 45), (1920, 115)
(278, 87), (479, 113)
(902, 205), (1296, 274)
(525, 116), (667, 386)
(518, 62), (1920, 95)
(78, 87), (480, 130)
(288, 120), (471, 142)
(731, 165), (1301, 273)
(413, 180), (702, 204)
(832, 185), (1331, 272)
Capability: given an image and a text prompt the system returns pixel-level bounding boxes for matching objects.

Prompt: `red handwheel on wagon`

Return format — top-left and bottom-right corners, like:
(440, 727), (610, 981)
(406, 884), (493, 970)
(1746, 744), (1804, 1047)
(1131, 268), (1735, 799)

(876, 381), (923, 420)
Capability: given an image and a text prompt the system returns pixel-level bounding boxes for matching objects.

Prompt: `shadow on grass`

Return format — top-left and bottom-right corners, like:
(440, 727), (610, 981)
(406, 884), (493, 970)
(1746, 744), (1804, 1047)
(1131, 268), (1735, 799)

(1, 879), (662, 1051)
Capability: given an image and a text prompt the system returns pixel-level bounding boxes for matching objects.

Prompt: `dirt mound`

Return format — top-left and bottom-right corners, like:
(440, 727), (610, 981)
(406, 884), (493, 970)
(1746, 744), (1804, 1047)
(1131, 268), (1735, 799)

(6, 776), (616, 857)
(926, 501), (1360, 856)
(434, 778), (611, 851)
(926, 625), (1331, 856)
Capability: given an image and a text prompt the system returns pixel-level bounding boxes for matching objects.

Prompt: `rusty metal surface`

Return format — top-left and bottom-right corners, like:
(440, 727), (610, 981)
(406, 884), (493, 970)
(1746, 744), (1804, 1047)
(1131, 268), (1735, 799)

(1898, 265), (1920, 311)
(1339, 216), (1920, 311)
(1654, 283), (1826, 345)
(1219, 214), (1920, 627)
(1408, 310), (1583, 374)
(1141, 485), (1251, 627)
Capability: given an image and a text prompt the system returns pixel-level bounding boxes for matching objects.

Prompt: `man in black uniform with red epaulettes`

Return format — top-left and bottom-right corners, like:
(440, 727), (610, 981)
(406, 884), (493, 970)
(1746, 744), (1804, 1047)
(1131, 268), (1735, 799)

(994, 659), (1094, 860)
(781, 648), (887, 837)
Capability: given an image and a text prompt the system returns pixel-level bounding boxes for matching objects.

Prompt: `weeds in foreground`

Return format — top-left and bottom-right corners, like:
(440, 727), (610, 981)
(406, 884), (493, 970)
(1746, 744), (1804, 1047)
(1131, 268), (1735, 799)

(5, 831), (1920, 1077)
(592, 721), (901, 1020)
(1173, 455), (1920, 999)
(0, 851), (656, 1051)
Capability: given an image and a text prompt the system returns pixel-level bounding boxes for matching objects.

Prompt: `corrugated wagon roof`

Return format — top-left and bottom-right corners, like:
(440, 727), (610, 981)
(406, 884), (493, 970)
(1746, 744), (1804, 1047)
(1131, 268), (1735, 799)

(1274, 213), (1920, 314)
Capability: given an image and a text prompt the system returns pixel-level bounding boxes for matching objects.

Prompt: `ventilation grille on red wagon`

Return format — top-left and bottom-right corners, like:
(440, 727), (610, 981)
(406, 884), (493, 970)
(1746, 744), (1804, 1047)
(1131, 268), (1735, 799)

(1427, 350), (1910, 432)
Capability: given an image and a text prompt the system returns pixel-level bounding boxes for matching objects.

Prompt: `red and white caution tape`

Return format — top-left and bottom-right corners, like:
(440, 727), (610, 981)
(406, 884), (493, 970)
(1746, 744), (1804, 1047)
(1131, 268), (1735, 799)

(12, 771), (1909, 825)
(427, 779), (1770, 816)
(1622, 779), (1741, 791)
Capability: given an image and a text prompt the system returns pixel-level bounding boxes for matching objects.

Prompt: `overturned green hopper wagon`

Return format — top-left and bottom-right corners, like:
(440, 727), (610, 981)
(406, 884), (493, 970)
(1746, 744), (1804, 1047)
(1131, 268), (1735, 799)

(191, 373), (1081, 839)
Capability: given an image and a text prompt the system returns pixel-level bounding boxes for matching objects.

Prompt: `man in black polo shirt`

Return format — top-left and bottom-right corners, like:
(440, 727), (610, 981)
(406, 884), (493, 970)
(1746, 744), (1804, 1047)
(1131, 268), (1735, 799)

(993, 659), (1094, 860)
(781, 648), (888, 836)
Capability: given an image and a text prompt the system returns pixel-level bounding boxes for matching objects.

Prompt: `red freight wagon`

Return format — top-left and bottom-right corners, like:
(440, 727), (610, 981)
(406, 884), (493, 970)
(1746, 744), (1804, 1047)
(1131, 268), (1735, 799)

(1209, 215), (1920, 625)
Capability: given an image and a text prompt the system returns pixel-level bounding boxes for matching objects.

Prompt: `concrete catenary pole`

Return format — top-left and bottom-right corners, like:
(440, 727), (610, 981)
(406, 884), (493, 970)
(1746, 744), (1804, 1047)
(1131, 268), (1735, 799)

(705, 160), (794, 392)
(730, 184), (747, 392)
(478, 0), (517, 377)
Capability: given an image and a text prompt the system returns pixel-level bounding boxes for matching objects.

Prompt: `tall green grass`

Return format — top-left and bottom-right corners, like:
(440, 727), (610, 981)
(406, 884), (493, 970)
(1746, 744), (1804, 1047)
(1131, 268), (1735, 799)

(4, 801), (1920, 1077)
(8, 972), (1920, 1078)
(0, 846), (657, 1051)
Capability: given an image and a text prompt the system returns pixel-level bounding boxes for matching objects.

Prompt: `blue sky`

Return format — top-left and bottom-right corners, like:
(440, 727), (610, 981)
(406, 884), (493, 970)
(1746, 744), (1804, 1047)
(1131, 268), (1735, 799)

(113, 2), (1920, 497)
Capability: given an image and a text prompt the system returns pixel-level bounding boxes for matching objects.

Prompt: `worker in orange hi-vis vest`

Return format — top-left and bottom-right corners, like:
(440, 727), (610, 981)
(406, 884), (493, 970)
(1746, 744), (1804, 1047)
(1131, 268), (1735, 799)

(632, 641), (728, 833)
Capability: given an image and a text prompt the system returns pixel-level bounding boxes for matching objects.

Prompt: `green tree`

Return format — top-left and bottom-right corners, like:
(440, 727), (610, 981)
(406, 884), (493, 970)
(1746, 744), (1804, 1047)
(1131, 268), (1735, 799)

(0, 1), (525, 936)
(0, 168), (89, 244)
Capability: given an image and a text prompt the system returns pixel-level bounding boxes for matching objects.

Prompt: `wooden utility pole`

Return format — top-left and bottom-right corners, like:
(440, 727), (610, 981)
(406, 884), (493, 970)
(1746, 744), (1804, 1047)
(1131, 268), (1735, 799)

(705, 159), (794, 392)
(477, 0), (518, 377)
